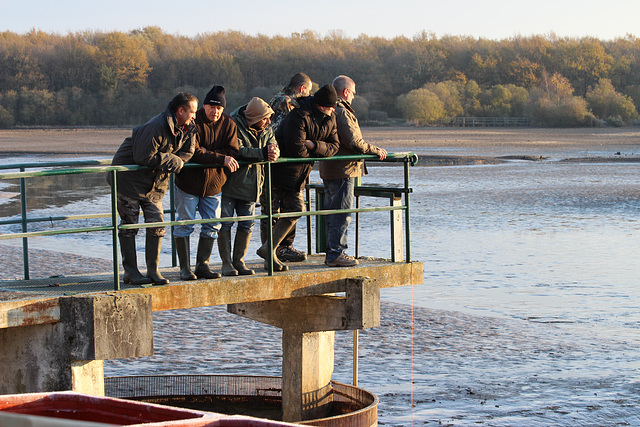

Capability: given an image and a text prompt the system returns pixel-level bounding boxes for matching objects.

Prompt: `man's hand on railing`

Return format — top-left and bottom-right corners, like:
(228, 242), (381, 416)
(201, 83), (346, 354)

(164, 156), (184, 173)
(267, 144), (280, 162)
(224, 156), (240, 172)
(377, 148), (388, 161)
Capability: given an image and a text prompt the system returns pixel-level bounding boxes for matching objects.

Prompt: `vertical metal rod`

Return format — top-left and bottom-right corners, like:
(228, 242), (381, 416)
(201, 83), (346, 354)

(404, 159), (411, 263)
(355, 196), (360, 259)
(19, 167), (29, 280)
(354, 176), (361, 259)
(169, 174), (177, 267)
(353, 329), (359, 386)
(110, 170), (121, 290)
(305, 177), (312, 255)
(265, 162), (274, 275)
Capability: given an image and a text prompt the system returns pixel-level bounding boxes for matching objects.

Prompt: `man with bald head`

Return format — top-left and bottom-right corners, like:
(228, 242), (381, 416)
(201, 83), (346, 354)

(320, 75), (387, 267)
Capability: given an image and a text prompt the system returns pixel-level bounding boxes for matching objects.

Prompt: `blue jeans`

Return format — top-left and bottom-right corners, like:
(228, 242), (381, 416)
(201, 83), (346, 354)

(323, 178), (355, 262)
(173, 185), (222, 239)
(220, 195), (256, 233)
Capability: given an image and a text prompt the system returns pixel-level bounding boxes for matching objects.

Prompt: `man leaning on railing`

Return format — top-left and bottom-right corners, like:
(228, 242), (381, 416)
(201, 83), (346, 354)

(256, 84), (341, 272)
(109, 92), (198, 286)
(321, 76), (387, 267)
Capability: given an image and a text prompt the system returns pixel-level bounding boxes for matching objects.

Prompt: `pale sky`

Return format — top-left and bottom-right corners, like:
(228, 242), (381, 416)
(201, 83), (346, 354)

(1, 0), (638, 40)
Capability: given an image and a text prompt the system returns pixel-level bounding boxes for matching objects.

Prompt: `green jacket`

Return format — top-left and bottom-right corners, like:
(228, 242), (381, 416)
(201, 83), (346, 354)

(225, 104), (277, 202)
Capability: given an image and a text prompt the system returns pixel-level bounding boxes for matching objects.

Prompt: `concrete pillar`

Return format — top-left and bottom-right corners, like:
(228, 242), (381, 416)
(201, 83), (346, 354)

(0, 294), (153, 396)
(228, 277), (380, 422)
(71, 360), (105, 397)
(282, 329), (334, 421)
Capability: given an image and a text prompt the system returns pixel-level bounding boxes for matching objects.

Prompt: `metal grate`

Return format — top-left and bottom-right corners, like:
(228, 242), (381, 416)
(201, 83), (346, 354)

(106, 374), (282, 399)
(105, 375), (378, 427)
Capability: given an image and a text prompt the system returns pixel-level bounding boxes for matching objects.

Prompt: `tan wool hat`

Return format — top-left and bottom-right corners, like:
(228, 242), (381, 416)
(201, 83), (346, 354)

(245, 97), (274, 127)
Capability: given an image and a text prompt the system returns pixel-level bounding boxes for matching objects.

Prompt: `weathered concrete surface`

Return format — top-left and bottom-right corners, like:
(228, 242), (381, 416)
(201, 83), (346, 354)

(0, 322), (69, 394)
(228, 277), (380, 332)
(0, 258), (422, 328)
(71, 360), (105, 396)
(0, 260), (421, 403)
(61, 294), (153, 360)
(129, 259), (421, 313)
(0, 294), (152, 395)
(0, 297), (60, 329)
(283, 330), (335, 422)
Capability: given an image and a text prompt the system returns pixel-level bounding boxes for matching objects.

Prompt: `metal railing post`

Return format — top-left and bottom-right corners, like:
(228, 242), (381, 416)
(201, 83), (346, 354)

(354, 176), (361, 260)
(305, 177), (312, 256)
(404, 158), (411, 263)
(110, 170), (121, 290)
(265, 162), (274, 276)
(19, 167), (29, 280)
(169, 174), (177, 267)
(353, 329), (359, 386)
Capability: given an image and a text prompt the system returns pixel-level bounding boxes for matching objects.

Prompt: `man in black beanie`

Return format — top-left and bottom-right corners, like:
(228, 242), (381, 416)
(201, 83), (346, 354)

(173, 85), (240, 281)
(256, 84), (340, 272)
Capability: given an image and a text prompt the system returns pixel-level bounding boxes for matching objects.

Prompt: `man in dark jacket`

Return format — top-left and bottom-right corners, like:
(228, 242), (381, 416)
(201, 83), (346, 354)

(111, 92), (198, 286)
(264, 72), (313, 263)
(173, 85), (240, 280)
(256, 84), (340, 271)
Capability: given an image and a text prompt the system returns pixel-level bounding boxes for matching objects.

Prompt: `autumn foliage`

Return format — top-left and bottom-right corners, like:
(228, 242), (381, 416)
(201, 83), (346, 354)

(0, 28), (638, 127)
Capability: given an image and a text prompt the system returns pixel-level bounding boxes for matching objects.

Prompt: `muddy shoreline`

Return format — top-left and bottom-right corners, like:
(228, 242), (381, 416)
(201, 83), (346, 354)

(0, 126), (638, 157)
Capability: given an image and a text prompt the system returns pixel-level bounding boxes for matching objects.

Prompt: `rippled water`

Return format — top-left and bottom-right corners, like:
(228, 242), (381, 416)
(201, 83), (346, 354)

(2, 153), (640, 425)
(373, 161), (640, 340)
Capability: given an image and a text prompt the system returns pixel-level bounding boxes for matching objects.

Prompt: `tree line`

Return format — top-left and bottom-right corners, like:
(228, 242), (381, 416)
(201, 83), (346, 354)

(0, 27), (638, 128)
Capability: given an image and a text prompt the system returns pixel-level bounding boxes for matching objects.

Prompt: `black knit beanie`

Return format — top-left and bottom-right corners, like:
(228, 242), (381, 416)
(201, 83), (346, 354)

(313, 84), (338, 108)
(204, 85), (226, 107)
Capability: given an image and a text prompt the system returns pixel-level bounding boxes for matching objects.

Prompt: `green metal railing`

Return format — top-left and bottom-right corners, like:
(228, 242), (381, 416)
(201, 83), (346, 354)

(0, 153), (417, 288)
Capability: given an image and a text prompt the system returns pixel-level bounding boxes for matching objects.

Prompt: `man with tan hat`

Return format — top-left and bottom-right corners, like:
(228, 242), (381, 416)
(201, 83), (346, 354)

(220, 97), (279, 276)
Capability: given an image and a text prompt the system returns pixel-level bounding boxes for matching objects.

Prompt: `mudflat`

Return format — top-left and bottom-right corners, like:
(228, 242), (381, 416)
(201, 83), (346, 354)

(0, 126), (638, 157)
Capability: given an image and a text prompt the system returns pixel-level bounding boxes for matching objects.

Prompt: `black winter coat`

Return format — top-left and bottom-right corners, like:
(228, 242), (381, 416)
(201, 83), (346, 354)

(272, 97), (340, 192)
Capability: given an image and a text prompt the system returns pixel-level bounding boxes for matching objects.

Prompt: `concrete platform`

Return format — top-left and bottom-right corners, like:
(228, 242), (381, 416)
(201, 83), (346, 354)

(0, 255), (423, 421)
(0, 256), (424, 329)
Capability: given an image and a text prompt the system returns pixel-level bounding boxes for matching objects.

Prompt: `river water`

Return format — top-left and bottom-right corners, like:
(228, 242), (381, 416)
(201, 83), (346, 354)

(1, 147), (639, 425)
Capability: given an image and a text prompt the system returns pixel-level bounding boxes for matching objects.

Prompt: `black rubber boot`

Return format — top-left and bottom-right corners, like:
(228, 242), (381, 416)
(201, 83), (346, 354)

(233, 230), (255, 275)
(119, 235), (152, 285)
(195, 236), (221, 279)
(145, 235), (169, 285)
(175, 236), (196, 281)
(218, 230), (238, 276)
(256, 218), (295, 272)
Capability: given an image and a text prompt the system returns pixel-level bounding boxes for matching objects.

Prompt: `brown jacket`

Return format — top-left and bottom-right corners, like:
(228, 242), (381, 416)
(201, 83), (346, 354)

(175, 108), (239, 197)
(319, 98), (384, 180)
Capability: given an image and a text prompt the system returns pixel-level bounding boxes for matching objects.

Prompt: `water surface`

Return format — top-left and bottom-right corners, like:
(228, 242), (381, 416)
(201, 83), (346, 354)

(1, 150), (639, 425)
